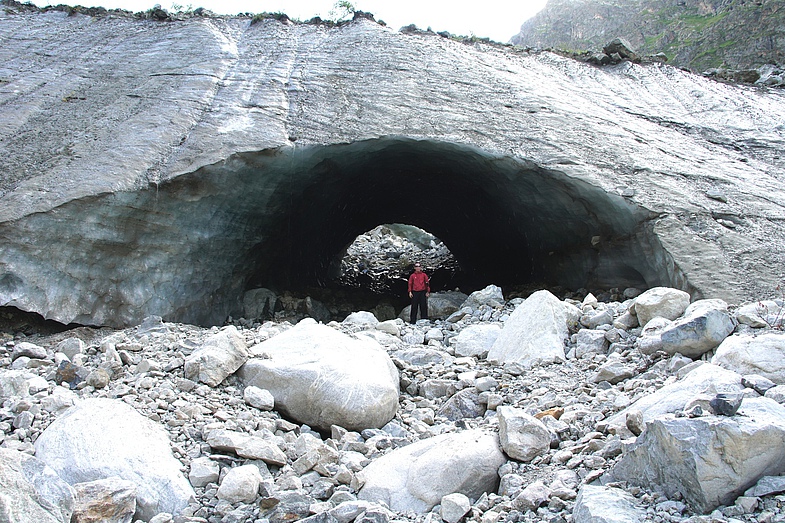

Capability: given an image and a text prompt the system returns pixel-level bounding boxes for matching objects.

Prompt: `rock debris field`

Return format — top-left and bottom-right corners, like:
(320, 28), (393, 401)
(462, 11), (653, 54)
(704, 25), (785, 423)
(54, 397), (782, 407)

(2, 285), (785, 523)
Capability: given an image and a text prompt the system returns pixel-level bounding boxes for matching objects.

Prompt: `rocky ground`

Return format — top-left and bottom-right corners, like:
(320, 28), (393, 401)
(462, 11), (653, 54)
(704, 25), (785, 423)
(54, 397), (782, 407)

(1, 284), (785, 523)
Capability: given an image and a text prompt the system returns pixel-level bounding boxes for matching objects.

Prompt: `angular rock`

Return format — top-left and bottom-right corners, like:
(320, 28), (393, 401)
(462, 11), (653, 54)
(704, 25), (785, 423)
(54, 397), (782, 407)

(603, 37), (640, 61)
(206, 429), (287, 466)
(358, 430), (506, 513)
(437, 388), (486, 421)
(188, 457), (220, 488)
(658, 299), (735, 358)
(606, 363), (744, 435)
(461, 285), (504, 309)
(497, 406), (551, 462)
(512, 480), (550, 512)
(239, 321), (399, 431)
(34, 398), (195, 521)
(0, 448), (75, 523)
(54, 338), (85, 361)
(11, 341), (47, 361)
(488, 290), (568, 368)
(610, 397), (785, 513)
(735, 300), (784, 329)
(184, 326), (248, 387)
(343, 311), (379, 327)
(712, 333), (785, 383)
(592, 357), (634, 385)
(453, 324), (501, 358)
(440, 493), (471, 523)
(392, 348), (453, 367)
(633, 287), (691, 327)
(217, 464), (263, 504)
(72, 477), (137, 523)
(244, 385), (275, 410)
(710, 392), (744, 416)
(573, 484), (646, 523)
(575, 329), (609, 358)
(744, 475), (785, 497)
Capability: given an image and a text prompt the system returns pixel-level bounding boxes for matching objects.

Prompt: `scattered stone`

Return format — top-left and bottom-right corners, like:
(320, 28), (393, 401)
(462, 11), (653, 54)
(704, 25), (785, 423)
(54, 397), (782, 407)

(658, 299), (735, 358)
(72, 477), (137, 523)
(712, 333), (785, 383)
(217, 464), (264, 503)
(710, 392), (744, 416)
(633, 287), (691, 327)
(453, 324), (501, 358)
(440, 492), (472, 523)
(358, 430), (506, 513)
(244, 385), (275, 410)
(184, 326), (249, 387)
(497, 406), (551, 462)
(573, 484), (647, 523)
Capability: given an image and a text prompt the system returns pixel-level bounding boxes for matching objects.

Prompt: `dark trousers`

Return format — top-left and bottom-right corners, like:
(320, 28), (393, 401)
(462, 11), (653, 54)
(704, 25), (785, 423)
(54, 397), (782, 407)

(410, 291), (428, 323)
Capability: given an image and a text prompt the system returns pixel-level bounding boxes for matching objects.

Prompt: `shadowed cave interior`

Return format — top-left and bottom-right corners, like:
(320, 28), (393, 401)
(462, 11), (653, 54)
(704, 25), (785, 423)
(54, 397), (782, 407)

(1, 137), (680, 327)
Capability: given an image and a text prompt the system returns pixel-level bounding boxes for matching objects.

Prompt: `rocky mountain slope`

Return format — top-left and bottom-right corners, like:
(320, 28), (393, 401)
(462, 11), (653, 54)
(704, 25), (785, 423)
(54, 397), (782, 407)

(511, 0), (785, 71)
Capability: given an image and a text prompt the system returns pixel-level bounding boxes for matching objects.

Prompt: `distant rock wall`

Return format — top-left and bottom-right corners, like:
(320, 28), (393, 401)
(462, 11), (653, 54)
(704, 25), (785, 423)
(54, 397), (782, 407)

(0, 9), (784, 326)
(511, 0), (785, 71)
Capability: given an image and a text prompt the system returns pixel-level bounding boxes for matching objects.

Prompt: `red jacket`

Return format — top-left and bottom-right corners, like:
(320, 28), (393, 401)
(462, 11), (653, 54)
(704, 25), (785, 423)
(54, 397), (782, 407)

(408, 272), (430, 293)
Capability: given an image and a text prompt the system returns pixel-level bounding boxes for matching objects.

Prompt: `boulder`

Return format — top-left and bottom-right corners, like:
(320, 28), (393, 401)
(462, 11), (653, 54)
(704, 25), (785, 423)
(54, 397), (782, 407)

(573, 485), (646, 523)
(184, 326), (249, 387)
(217, 464), (264, 504)
(440, 492), (471, 523)
(206, 429), (287, 466)
(72, 477), (137, 523)
(610, 397), (785, 513)
(657, 299), (735, 358)
(735, 300), (784, 329)
(575, 329), (609, 358)
(33, 398), (195, 521)
(633, 287), (691, 327)
(497, 406), (551, 462)
(487, 290), (568, 368)
(0, 448), (75, 523)
(358, 430), (506, 513)
(188, 457), (220, 488)
(239, 321), (399, 431)
(461, 285), (504, 309)
(453, 324), (501, 358)
(712, 333), (785, 383)
(343, 311), (379, 327)
(605, 363), (744, 435)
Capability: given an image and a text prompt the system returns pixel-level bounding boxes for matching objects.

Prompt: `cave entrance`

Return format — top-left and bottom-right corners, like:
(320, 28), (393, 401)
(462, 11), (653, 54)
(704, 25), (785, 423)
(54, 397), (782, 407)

(331, 223), (463, 296)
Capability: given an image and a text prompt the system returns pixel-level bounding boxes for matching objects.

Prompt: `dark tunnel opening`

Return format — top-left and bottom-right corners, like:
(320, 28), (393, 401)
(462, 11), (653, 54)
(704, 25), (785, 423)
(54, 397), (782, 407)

(245, 138), (661, 300)
(0, 136), (682, 327)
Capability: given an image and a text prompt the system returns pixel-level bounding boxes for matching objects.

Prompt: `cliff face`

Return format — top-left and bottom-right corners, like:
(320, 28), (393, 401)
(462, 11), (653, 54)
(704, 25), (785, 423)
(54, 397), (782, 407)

(0, 7), (784, 326)
(512, 0), (785, 71)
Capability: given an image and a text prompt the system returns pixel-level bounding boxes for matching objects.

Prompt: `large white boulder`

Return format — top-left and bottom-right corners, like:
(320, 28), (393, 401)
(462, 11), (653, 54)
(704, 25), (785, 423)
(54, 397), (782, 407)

(657, 299), (735, 358)
(33, 398), (195, 521)
(461, 285), (505, 309)
(184, 326), (249, 387)
(487, 290), (568, 368)
(610, 397), (785, 513)
(358, 430), (506, 513)
(605, 363), (744, 435)
(633, 287), (691, 327)
(712, 333), (785, 383)
(453, 324), (501, 358)
(238, 321), (399, 431)
(0, 448), (75, 523)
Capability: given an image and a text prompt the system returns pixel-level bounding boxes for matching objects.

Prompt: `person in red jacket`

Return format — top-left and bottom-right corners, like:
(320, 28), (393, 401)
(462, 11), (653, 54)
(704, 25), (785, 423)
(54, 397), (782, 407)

(407, 262), (430, 323)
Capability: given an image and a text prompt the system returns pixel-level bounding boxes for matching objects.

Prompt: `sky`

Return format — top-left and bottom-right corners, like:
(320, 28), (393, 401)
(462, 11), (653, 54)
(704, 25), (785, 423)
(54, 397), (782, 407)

(31, 0), (549, 42)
